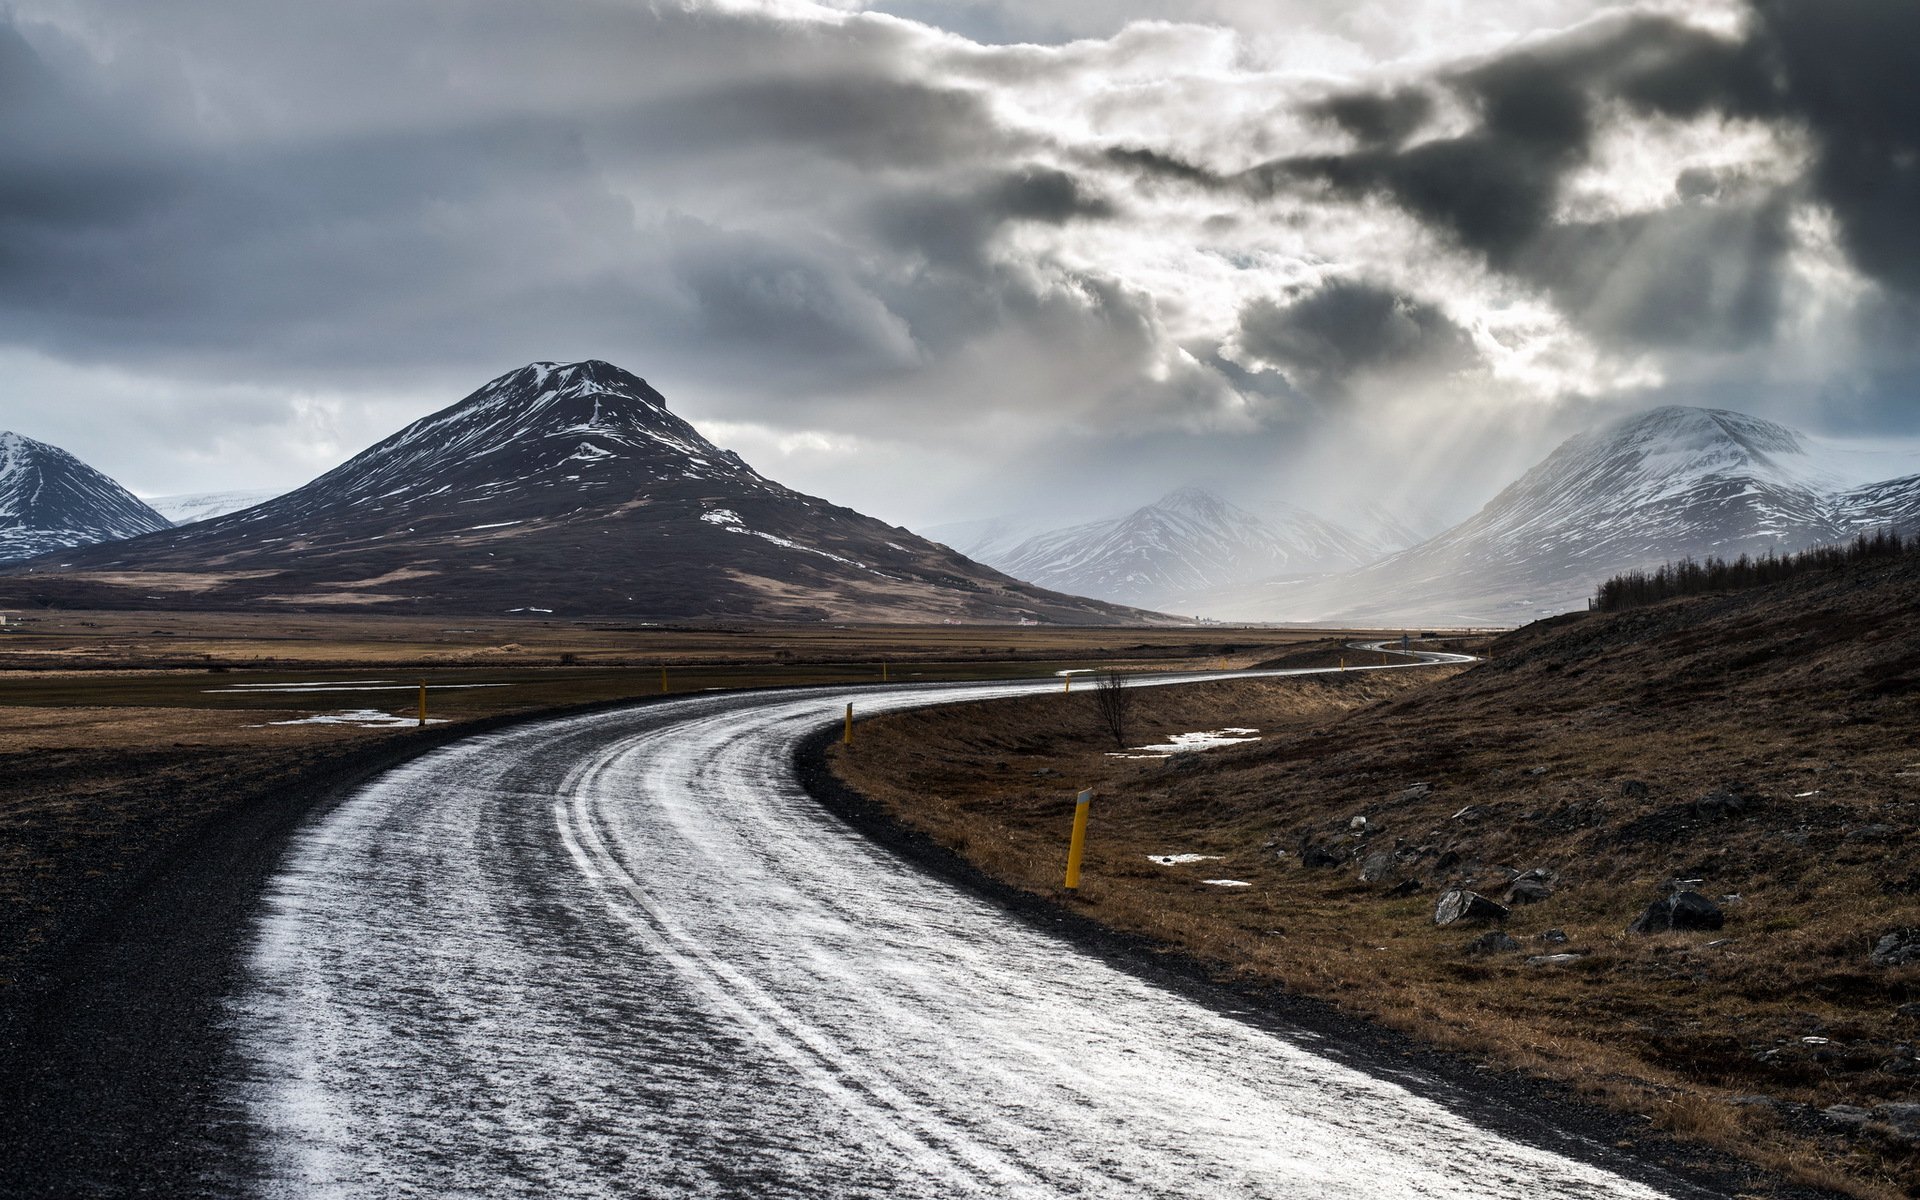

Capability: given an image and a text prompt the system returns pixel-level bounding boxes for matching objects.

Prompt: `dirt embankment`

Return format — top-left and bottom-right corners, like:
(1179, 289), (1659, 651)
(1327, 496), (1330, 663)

(831, 557), (1920, 1200)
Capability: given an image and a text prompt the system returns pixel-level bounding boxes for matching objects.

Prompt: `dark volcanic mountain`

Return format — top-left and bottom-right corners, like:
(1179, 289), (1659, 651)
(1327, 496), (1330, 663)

(5, 361), (1161, 622)
(1193, 405), (1920, 625)
(0, 432), (170, 563)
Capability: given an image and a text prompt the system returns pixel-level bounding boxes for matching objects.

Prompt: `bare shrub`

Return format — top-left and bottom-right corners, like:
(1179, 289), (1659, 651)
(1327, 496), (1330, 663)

(1091, 670), (1135, 749)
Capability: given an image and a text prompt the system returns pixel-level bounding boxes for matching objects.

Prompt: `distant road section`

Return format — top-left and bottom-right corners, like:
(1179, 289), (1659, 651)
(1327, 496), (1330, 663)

(229, 657), (1680, 1199)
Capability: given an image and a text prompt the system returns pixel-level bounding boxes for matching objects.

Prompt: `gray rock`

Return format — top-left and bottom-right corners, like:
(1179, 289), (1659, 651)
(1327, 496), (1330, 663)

(1465, 931), (1521, 956)
(1357, 851), (1397, 884)
(1396, 783), (1432, 802)
(1506, 878), (1554, 906)
(1820, 1104), (1871, 1131)
(1434, 889), (1509, 927)
(1874, 1103), (1920, 1136)
(1618, 779), (1650, 799)
(1626, 891), (1725, 935)
(1385, 878), (1422, 898)
(1541, 928), (1569, 944)
(1451, 805), (1484, 822)
(1525, 953), (1584, 967)
(1349, 815), (1369, 831)
(1869, 928), (1920, 967)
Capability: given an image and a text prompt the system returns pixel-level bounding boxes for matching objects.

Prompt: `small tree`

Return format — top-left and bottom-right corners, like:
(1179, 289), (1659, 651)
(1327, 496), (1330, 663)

(1092, 670), (1135, 749)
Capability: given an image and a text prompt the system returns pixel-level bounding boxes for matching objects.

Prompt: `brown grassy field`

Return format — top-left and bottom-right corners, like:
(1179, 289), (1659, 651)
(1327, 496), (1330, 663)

(0, 611), (1392, 994)
(832, 559), (1920, 1199)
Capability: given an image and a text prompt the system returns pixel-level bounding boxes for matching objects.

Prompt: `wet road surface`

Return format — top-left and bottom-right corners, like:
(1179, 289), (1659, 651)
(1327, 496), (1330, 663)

(229, 656), (1690, 1198)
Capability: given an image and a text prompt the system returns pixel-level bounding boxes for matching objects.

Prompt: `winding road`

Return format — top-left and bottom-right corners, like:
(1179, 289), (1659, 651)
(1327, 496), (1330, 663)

(227, 648), (1693, 1198)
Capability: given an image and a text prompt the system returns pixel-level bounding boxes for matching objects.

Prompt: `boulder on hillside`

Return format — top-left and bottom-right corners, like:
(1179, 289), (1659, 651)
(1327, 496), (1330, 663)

(1300, 841), (1349, 869)
(1869, 928), (1920, 968)
(1434, 889), (1509, 927)
(1465, 931), (1521, 956)
(1626, 890), (1724, 935)
(1505, 869), (1556, 905)
(1357, 851), (1397, 884)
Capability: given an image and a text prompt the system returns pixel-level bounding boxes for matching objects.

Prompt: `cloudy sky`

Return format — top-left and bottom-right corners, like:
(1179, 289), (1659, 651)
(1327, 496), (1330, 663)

(2, 0), (1916, 532)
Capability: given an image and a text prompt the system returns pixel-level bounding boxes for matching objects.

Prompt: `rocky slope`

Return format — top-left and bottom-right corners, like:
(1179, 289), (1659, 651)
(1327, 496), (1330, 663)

(2, 362), (1162, 623)
(0, 433), (170, 564)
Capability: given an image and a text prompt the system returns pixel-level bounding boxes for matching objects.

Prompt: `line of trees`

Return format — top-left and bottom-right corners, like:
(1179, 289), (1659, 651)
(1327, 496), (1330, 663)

(1592, 528), (1913, 613)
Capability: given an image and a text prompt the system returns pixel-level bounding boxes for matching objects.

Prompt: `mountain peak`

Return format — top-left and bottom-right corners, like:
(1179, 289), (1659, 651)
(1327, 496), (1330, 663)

(1604, 405), (1806, 456)
(0, 430), (169, 562)
(1151, 486), (1230, 517)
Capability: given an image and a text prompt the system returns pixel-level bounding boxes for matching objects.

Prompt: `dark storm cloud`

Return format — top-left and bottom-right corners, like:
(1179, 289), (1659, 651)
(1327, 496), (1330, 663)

(662, 219), (919, 379)
(1102, 146), (1226, 189)
(1267, 13), (1769, 268)
(872, 166), (1115, 270)
(1748, 0), (1920, 299)
(1305, 88), (1434, 149)
(1235, 280), (1480, 399)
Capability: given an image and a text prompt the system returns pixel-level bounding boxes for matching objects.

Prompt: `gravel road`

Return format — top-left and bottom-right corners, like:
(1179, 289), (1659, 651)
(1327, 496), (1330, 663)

(220, 660), (1711, 1199)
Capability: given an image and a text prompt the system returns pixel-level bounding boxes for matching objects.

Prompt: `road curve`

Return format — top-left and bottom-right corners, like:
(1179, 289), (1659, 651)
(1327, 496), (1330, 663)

(228, 653), (1679, 1199)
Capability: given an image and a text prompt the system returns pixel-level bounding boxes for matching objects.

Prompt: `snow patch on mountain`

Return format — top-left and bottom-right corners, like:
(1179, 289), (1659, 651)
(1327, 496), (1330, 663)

(0, 431), (171, 563)
(146, 489), (281, 525)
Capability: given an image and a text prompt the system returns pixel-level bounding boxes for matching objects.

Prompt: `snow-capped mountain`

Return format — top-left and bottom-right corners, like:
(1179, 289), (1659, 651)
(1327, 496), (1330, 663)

(9, 361), (1159, 622)
(0, 432), (170, 563)
(952, 486), (1382, 610)
(1198, 405), (1920, 625)
(145, 490), (281, 525)
(922, 514), (1069, 566)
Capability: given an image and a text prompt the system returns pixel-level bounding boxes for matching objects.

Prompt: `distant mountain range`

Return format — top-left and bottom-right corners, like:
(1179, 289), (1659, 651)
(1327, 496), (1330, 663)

(2, 361), (1159, 623)
(929, 487), (1399, 611)
(1194, 406), (1920, 625)
(10, 382), (1918, 628)
(0, 432), (169, 563)
(144, 490), (281, 525)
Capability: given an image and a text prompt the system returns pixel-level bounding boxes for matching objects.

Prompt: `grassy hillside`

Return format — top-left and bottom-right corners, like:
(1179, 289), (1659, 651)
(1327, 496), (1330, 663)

(833, 554), (1920, 1197)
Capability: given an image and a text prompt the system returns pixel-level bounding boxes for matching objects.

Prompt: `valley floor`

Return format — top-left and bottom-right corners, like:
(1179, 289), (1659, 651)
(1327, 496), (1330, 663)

(0, 612), (1366, 992)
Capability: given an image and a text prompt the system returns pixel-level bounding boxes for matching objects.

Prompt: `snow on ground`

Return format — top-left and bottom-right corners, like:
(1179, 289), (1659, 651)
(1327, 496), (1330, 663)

(258, 709), (446, 728)
(1107, 728), (1261, 758)
(206, 683), (509, 694)
(1147, 854), (1221, 865)
(1201, 879), (1251, 888)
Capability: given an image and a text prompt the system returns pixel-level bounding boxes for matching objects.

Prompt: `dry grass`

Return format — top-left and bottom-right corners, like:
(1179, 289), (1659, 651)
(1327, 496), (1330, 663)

(0, 615), (1404, 1000)
(833, 557), (1920, 1199)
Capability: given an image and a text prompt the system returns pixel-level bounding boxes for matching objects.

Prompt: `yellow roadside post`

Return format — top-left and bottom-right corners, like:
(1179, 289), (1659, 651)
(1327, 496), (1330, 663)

(1064, 789), (1093, 889)
(843, 702), (854, 744)
(660, 667), (669, 694)
(417, 681), (427, 727)
(1063, 673), (1071, 693)
(882, 661), (889, 683)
